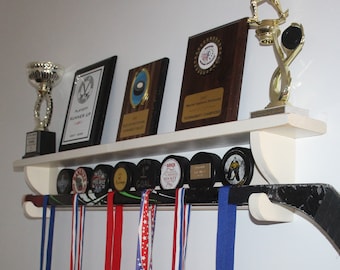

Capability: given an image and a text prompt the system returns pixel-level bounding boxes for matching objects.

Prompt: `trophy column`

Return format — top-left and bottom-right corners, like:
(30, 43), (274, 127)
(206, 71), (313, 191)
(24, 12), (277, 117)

(248, 1), (306, 118)
(23, 62), (63, 158)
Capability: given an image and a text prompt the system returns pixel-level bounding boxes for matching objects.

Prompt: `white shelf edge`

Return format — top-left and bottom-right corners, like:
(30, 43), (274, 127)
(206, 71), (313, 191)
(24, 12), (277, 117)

(13, 113), (326, 170)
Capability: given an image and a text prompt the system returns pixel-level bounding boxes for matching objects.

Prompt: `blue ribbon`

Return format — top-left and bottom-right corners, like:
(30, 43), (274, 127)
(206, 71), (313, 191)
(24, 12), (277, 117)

(40, 196), (56, 270)
(216, 186), (237, 270)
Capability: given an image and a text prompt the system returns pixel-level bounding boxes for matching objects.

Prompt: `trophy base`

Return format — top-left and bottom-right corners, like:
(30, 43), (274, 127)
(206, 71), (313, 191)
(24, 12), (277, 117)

(250, 105), (309, 118)
(23, 130), (56, 158)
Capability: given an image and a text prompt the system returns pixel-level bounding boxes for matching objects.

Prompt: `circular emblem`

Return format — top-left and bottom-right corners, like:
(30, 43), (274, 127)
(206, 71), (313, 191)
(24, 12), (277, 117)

(194, 36), (222, 75)
(91, 168), (108, 194)
(112, 162), (137, 192)
(72, 167), (92, 194)
(221, 147), (254, 186)
(113, 167), (128, 191)
(160, 158), (181, 190)
(77, 75), (94, 104)
(130, 68), (150, 108)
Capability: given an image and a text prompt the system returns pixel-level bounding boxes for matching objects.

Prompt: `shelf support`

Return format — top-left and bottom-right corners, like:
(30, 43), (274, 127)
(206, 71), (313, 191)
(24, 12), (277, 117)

(250, 130), (295, 184)
(23, 201), (50, 219)
(25, 166), (58, 195)
(249, 130), (295, 222)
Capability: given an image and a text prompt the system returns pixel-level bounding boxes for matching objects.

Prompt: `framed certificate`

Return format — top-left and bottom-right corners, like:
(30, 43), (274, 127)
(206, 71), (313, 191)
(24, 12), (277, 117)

(116, 58), (169, 141)
(176, 18), (249, 131)
(59, 56), (117, 151)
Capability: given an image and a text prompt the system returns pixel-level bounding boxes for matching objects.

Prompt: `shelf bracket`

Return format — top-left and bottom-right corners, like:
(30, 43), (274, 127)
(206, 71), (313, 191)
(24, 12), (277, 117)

(248, 193), (293, 222)
(249, 130), (295, 222)
(25, 166), (58, 195)
(23, 201), (50, 219)
(250, 130), (295, 184)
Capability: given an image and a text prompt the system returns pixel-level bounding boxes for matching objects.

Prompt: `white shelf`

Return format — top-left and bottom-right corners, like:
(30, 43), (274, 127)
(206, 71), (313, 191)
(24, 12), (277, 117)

(14, 113), (327, 221)
(13, 113), (326, 170)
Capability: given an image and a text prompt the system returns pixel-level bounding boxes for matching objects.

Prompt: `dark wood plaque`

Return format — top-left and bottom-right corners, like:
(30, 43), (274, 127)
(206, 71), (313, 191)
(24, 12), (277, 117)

(176, 18), (249, 131)
(117, 58), (169, 141)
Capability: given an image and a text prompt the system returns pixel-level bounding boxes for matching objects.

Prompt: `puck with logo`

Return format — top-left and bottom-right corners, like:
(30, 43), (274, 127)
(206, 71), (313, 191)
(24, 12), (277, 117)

(112, 161), (137, 192)
(135, 159), (161, 191)
(221, 147), (254, 186)
(72, 167), (93, 194)
(90, 164), (113, 196)
(160, 155), (189, 190)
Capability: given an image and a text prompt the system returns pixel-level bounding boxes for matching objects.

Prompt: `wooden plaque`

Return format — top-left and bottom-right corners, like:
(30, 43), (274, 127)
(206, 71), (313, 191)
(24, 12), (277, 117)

(117, 58), (169, 141)
(176, 18), (249, 131)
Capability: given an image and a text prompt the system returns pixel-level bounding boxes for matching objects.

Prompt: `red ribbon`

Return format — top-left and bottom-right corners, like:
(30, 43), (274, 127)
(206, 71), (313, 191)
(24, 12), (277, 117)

(105, 191), (123, 270)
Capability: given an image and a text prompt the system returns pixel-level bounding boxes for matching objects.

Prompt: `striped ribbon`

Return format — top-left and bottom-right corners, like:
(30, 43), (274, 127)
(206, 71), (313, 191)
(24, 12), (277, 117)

(70, 194), (86, 270)
(172, 188), (191, 270)
(105, 191), (123, 270)
(40, 195), (56, 270)
(136, 189), (157, 270)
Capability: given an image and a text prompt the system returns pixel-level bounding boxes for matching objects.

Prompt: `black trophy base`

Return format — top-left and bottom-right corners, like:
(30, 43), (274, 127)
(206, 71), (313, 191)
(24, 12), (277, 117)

(23, 130), (56, 158)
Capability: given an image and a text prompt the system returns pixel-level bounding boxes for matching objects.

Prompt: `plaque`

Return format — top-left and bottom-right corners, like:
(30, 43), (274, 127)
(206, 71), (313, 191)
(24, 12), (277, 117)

(59, 56), (117, 151)
(176, 18), (249, 131)
(221, 147), (254, 186)
(116, 58), (169, 141)
(188, 152), (222, 188)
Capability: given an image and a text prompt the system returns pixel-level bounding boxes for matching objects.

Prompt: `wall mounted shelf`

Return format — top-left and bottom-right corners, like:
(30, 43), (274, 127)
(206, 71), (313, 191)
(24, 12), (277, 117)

(14, 113), (327, 223)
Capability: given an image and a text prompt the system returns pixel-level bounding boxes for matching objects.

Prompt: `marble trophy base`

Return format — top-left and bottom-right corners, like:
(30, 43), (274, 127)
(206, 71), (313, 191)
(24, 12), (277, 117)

(251, 105), (309, 118)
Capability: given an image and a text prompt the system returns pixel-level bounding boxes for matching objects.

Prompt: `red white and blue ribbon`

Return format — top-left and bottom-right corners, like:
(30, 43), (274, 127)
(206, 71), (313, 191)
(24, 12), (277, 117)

(172, 188), (191, 270)
(216, 186), (236, 270)
(105, 192), (123, 270)
(70, 194), (86, 270)
(40, 195), (56, 270)
(136, 189), (157, 270)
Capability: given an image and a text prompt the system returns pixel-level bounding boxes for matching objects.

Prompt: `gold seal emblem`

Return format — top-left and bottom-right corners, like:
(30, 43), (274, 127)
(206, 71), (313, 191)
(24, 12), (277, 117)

(194, 36), (222, 75)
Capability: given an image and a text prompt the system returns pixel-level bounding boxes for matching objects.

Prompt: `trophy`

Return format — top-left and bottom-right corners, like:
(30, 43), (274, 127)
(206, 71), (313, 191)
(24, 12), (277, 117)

(248, 0), (306, 117)
(23, 61), (64, 158)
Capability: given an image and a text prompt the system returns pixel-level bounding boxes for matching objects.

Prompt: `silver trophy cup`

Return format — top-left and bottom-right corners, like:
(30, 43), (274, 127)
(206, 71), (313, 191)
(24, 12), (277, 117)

(24, 61), (63, 158)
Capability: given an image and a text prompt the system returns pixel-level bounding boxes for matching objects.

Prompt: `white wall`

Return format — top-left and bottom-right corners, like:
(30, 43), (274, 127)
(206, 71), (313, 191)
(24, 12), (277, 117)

(1, 0), (340, 269)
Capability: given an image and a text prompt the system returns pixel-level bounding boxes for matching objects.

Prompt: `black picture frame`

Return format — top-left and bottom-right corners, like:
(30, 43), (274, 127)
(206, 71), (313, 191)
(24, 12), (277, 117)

(59, 56), (117, 152)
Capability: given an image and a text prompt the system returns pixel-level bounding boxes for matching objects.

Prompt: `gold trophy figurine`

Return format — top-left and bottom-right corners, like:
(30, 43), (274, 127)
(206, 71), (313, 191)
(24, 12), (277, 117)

(248, 0), (306, 117)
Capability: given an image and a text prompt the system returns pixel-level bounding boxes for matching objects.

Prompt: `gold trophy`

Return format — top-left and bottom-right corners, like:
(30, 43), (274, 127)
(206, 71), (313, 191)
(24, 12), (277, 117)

(23, 62), (64, 158)
(248, 0), (306, 117)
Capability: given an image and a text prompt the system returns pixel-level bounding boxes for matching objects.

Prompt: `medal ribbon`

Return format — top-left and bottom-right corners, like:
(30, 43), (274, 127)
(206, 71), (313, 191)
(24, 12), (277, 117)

(216, 186), (236, 270)
(70, 194), (86, 270)
(172, 188), (191, 270)
(40, 195), (56, 270)
(105, 191), (123, 270)
(136, 189), (157, 270)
